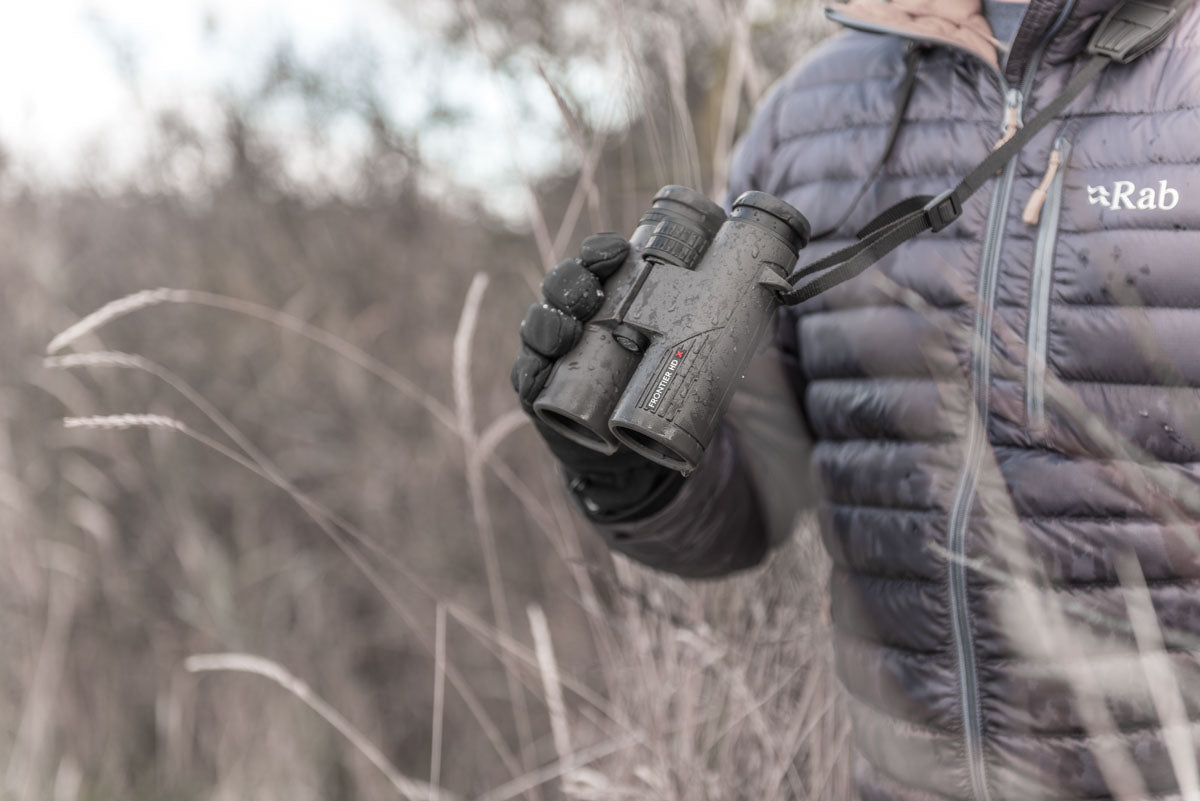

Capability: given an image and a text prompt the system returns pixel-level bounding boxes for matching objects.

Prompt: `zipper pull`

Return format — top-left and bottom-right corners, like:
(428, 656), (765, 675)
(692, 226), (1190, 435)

(1022, 144), (1063, 225)
(993, 88), (1023, 149)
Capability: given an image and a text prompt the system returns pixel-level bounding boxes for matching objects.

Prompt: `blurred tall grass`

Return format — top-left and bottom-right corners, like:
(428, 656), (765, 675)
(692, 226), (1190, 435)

(1, 1), (848, 799)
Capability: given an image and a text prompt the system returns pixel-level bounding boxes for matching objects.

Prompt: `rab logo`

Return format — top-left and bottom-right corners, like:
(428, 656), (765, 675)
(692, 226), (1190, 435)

(1087, 185), (1110, 206)
(1087, 180), (1179, 211)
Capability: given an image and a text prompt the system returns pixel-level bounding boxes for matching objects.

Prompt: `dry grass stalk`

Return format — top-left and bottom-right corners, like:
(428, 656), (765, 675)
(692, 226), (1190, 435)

(185, 652), (457, 801)
(453, 272), (539, 790)
(476, 410), (531, 465)
(3, 568), (79, 801)
(45, 288), (178, 355)
(471, 736), (640, 801)
(47, 288), (458, 431)
(654, 20), (702, 192)
(455, 0), (556, 267)
(709, 11), (752, 201)
(431, 603), (448, 793)
(609, 0), (670, 188)
(527, 604), (608, 799)
(533, 61), (611, 254)
(549, 134), (611, 261)
(1117, 556), (1200, 801)
(48, 351), (279, 478)
(62, 414), (186, 432)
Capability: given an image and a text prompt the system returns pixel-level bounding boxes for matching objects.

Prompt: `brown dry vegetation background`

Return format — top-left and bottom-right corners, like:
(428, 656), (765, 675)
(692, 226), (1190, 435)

(0, 2), (857, 800)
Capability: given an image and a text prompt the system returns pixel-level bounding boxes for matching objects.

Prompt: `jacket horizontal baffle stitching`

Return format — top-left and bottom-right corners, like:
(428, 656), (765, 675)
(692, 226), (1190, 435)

(591, 1), (1200, 799)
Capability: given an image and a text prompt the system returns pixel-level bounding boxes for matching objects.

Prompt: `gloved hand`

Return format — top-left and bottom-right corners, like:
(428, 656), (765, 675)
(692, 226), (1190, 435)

(511, 233), (685, 522)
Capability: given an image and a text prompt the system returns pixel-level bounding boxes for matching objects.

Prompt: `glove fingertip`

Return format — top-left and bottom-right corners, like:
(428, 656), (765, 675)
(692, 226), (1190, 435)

(580, 233), (630, 279)
(511, 348), (552, 409)
(543, 259), (603, 319)
(521, 303), (582, 358)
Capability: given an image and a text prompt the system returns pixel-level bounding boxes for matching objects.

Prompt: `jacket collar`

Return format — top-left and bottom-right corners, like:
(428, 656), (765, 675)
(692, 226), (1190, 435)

(1002, 0), (1126, 84)
(828, 0), (1124, 82)
(1033, 0), (1125, 81)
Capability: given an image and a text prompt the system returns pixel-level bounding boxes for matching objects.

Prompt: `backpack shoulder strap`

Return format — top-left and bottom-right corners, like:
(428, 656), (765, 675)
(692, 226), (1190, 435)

(778, 0), (1194, 306)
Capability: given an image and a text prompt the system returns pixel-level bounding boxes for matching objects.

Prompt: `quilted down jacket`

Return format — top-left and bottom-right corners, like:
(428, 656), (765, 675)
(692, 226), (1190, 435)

(589, 2), (1200, 799)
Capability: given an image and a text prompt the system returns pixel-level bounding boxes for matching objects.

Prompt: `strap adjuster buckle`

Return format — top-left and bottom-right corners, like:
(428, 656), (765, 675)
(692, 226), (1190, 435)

(1088, 0), (1178, 63)
(923, 190), (961, 232)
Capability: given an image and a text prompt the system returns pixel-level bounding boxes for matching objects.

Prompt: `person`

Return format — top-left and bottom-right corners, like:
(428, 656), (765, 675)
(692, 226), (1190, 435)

(511, 1), (1200, 799)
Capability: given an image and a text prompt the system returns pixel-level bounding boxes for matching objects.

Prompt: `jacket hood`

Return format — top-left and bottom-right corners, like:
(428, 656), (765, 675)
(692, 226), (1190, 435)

(829, 0), (1000, 67)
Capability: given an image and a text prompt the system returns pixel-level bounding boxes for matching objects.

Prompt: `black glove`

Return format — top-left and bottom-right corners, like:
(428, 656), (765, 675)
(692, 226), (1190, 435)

(512, 233), (685, 523)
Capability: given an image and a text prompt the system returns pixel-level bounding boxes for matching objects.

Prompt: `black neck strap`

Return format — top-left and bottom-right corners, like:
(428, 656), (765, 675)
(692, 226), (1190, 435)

(778, 0), (1193, 307)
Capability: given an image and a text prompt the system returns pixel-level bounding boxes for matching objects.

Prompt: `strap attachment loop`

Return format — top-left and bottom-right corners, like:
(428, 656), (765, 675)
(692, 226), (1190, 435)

(1088, 0), (1179, 63)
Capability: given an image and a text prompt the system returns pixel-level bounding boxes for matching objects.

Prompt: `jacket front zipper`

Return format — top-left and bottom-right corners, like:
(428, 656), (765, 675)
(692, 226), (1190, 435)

(946, 7), (1077, 801)
(1026, 137), (1072, 432)
(828, 4), (1077, 801)
(943, 89), (1020, 801)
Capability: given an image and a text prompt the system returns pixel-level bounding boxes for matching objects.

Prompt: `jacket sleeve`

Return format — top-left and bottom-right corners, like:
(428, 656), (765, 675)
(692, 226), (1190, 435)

(583, 338), (816, 578)
(585, 422), (767, 577)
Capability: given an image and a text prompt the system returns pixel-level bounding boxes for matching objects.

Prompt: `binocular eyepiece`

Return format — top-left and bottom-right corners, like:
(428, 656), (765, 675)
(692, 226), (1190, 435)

(533, 185), (810, 473)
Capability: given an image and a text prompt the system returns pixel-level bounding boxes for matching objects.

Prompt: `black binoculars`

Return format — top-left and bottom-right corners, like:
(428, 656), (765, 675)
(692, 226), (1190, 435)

(533, 185), (810, 473)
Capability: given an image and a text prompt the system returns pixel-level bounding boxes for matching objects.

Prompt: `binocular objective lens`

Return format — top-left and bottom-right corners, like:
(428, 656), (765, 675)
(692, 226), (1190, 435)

(610, 424), (689, 471)
(540, 409), (610, 446)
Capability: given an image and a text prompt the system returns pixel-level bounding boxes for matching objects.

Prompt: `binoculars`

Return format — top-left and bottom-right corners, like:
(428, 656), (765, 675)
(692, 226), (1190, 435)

(533, 185), (810, 473)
